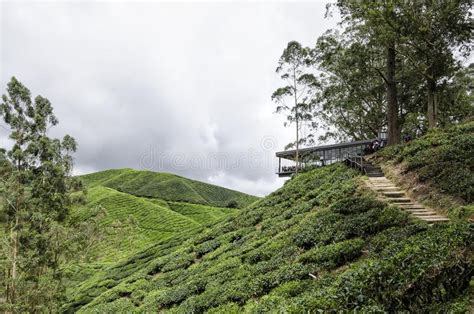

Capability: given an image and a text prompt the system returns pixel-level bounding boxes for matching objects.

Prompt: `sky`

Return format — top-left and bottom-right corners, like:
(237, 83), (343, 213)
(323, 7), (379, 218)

(0, 1), (338, 196)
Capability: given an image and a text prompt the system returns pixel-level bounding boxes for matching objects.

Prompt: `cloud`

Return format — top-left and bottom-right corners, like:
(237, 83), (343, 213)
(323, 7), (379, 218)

(0, 1), (337, 196)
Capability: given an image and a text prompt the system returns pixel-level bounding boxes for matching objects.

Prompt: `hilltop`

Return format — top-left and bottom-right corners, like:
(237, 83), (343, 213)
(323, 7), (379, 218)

(63, 169), (258, 286)
(80, 168), (259, 208)
(64, 123), (474, 312)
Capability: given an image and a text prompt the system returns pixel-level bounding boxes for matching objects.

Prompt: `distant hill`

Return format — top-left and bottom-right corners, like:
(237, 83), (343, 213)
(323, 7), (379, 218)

(69, 186), (238, 263)
(80, 168), (259, 208)
(65, 122), (473, 312)
(68, 168), (258, 263)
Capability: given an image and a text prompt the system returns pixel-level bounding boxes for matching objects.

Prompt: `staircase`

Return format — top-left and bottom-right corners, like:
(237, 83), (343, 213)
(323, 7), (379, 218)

(347, 157), (449, 223)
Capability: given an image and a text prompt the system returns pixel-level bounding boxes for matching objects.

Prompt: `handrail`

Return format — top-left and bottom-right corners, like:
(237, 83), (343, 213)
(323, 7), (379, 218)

(344, 153), (367, 175)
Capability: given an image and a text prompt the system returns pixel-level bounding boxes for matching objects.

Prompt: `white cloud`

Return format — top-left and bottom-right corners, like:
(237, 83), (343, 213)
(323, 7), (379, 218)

(0, 1), (337, 196)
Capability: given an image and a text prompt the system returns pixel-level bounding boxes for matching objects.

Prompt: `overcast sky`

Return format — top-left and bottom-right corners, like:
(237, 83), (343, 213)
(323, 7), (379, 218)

(0, 1), (338, 196)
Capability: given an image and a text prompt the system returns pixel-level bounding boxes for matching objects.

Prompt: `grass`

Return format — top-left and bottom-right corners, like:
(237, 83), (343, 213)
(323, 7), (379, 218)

(63, 163), (473, 312)
(80, 168), (259, 208)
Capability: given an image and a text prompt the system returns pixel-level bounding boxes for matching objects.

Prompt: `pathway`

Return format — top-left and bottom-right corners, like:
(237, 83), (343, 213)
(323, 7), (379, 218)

(363, 161), (449, 223)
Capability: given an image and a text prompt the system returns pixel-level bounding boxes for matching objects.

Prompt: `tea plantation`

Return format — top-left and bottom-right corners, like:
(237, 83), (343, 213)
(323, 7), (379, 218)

(377, 121), (474, 218)
(80, 169), (259, 208)
(69, 186), (238, 263)
(64, 162), (474, 312)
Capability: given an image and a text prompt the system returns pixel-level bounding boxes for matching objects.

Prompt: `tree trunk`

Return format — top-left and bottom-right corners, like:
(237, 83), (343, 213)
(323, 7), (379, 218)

(293, 70), (299, 174)
(427, 78), (438, 128)
(295, 109), (299, 174)
(386, 43), (400, 145)
(7, 217), (19, 306)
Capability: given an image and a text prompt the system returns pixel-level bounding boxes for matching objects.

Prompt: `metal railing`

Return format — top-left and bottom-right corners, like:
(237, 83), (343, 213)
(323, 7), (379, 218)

(344, 153), (367, 175)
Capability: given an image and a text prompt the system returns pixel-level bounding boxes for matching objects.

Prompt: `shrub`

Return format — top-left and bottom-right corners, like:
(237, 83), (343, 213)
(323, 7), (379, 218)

(299, 238), (365, 268)
(226, 200), (239, 209)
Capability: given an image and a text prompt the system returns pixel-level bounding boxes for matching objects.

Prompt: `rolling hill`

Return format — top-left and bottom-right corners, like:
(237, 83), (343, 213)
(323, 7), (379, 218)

(67, 169), (258, 264)
(62, 123), (473, 312)
(64, 136), (473, 313)
(60, 168), (258, 298)
(80, 169), (259, 208)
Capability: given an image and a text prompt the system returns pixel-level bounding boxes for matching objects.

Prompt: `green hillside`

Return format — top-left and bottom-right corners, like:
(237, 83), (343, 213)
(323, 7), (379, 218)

(376, 121), (474, 219)
(80, 169), (259, 208)
(68, 188), (239, 263)
(65, 159), (473, 312)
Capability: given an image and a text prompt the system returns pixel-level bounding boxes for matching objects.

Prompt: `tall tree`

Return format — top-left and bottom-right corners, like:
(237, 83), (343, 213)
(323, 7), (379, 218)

(272, 41), (318, 173)
(0, 77), (80, 311)
(396, 0), (472, 128)
(312, 30), (387, 142)
(336, 0), (403, 145)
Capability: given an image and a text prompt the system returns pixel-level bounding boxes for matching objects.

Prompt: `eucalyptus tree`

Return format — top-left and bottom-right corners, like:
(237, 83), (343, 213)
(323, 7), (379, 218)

(335, 0), (404, 145)
(396, 0), (472, 128)
(312, 30), (387, 142)
(0, 77), (81, 311)
(272, 41), (318, 173)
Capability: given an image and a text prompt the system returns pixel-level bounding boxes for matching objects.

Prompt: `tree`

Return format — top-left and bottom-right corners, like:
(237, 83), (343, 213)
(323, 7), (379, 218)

(335, 0), (404, 145)
(272, 41), (318, 173)
(395, 0), (472, 128)
(0, 77), (81, 311)
(312, 30), (387, 142)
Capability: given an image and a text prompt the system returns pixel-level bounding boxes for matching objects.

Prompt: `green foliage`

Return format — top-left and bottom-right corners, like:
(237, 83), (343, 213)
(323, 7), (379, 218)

(0, 77), (83, 311)
(272, 41), (318, 153)
(378, 121), (474, 202)
(299, 238), (365, 268)
(62, 163), (473, 312)
(80, 168), (258, 208)
(68, 186), (236, 263)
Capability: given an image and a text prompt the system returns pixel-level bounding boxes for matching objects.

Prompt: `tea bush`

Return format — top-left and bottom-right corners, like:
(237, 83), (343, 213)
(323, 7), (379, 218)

(378, 120), (474, 202)
(64, 163), (473, 313)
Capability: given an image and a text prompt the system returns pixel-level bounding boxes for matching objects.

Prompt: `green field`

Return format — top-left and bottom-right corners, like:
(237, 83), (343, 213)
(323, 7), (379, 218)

(64, 155), (473, 312)
(80, 169), (259, 208)
(52, 123), (473, 312)
(69, 187), (240, 263)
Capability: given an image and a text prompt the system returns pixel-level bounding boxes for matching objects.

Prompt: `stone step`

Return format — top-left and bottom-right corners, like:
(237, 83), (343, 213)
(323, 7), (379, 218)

(373, 185), (398, 189)
(410, 212), (439, 216)
(399, 205), (425, 210)
(382, 191), (405, 197)
(374, 186), (399, 190)
(359, 160), (449, 223)
(386, 198), (412, 203)
(422, 217), (450, 223)
(403, 209), (433, 213)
